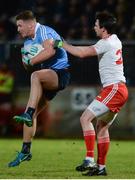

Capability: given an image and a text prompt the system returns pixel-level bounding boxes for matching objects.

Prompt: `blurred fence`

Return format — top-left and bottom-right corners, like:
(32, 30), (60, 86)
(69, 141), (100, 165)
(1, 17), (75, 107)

(0, 40), (135, 139)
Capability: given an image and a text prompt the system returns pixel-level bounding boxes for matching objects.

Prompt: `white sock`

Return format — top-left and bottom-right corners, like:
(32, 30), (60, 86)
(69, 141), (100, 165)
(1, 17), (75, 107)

(85, 157), (94, 162)
(98, 164), (106, 170)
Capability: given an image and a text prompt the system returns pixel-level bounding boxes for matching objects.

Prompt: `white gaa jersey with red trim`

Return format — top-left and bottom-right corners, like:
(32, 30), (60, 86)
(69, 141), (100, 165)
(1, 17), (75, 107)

(93, 34), (126, 87)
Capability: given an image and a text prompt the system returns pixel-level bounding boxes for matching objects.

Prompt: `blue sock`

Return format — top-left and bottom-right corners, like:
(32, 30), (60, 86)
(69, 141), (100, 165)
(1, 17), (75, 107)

(21, 142), (31, 154)
(26, 107), (35, 118)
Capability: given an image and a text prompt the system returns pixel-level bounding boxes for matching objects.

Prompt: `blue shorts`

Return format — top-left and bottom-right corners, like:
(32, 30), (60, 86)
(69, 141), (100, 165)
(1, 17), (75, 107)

(44, 68), (70, 100)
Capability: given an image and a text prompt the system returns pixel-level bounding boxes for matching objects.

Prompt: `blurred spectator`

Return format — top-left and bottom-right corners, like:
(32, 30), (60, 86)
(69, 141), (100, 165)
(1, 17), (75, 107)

(126, 16), (135, 40)
(0, 22), (7, 41)
(0, 63), (15, 135)
(0, 0), (134, 41)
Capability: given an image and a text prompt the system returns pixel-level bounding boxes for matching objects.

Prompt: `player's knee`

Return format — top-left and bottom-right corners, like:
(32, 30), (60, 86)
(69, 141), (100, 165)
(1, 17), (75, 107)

(80, 115), (90, 125)
(80, 112), (94, 125)
(31, 71), (39, 81)
(80, 115), (85, 125)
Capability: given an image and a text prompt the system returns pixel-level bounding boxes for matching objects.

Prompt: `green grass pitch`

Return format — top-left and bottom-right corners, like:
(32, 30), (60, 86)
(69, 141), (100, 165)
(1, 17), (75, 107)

(0, 139), (135, 179)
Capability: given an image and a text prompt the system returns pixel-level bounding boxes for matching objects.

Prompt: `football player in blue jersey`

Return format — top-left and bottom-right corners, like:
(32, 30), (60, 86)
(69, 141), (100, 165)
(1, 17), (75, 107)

(8, 10), (70, 167)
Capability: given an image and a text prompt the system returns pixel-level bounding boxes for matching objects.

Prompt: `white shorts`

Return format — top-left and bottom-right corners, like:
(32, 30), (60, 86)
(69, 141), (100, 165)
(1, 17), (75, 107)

(87, 99), (118, 124)
(87, 99), (109, 117)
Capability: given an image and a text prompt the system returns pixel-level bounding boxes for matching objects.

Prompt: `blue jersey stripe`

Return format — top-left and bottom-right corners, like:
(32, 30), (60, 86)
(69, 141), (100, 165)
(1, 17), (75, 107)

(40, 26), (47, 41)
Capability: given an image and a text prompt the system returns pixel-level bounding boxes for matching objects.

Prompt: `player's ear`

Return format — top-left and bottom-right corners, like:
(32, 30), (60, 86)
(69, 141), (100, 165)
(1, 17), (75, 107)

(28, 21), (35, 29)
(102, 27), (106, 32)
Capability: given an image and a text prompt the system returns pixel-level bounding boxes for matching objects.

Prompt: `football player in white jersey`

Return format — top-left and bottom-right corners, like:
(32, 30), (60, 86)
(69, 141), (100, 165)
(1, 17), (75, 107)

(53, 11), (128, 176)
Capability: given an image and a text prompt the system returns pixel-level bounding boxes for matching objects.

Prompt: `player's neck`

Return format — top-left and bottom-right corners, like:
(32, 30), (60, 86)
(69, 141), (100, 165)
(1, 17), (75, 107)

(29, 22), (36, 38)
(102, 32), (111, 39)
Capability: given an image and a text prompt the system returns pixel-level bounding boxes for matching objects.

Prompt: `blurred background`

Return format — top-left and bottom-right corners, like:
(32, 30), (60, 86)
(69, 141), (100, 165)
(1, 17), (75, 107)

(0, 0), (135, 139)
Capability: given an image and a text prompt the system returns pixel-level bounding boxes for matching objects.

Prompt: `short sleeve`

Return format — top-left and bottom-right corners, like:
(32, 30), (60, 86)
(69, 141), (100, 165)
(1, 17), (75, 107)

(93, 39), (110, 55)
(39, 25), (48, 42)
(39, 25), (60, 42)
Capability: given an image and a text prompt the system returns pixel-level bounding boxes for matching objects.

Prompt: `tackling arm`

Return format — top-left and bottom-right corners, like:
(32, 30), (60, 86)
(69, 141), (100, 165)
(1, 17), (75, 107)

(54, 40), (97, 58)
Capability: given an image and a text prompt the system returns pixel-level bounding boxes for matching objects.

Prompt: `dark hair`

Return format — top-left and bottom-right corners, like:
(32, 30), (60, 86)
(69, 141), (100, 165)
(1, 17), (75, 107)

(95, 11), (117, 34)
(16, 10), (36, 21)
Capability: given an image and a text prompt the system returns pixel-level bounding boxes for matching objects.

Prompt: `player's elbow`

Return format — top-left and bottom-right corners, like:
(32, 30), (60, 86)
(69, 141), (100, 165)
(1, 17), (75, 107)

(78, 52), (86, 58)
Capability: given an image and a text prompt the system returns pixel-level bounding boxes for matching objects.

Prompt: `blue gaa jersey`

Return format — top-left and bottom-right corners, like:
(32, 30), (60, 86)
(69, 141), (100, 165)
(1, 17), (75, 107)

(24, 23), (69, 70)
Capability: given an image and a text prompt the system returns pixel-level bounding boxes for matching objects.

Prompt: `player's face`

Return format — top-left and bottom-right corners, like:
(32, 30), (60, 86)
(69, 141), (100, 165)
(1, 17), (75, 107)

(16, 20), (31, 38)
(94, 19), (104, 37)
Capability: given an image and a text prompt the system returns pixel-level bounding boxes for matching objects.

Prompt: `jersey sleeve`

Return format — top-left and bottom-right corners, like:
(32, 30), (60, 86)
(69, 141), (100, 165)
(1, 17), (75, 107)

(39, 25), (48, 42)
(39, 25), (61, 42)
(93, 39), (110, 55)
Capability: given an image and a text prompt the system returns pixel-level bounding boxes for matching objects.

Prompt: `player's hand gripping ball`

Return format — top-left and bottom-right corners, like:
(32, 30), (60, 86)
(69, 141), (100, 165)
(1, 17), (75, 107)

(21, 44), (44, 69)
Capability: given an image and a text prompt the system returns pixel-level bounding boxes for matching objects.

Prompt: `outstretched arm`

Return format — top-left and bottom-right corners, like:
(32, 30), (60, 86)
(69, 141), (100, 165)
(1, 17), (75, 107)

(54, 40), (97, 58)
